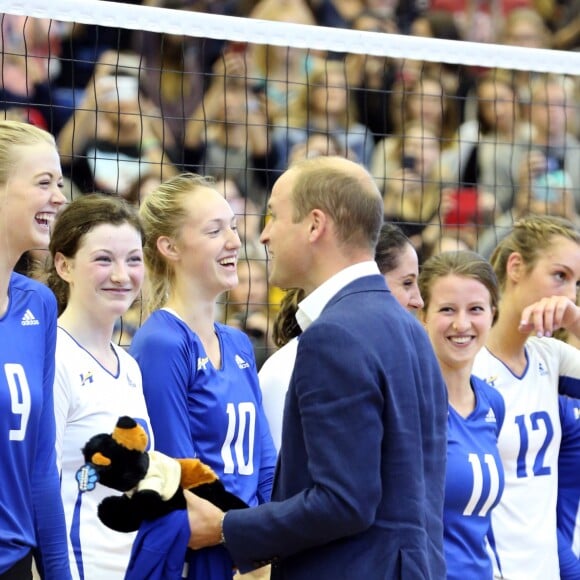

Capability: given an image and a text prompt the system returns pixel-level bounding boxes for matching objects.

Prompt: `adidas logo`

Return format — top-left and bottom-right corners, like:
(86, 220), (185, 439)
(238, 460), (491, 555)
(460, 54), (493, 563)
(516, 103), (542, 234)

(21, 309), (39, 326)
(235, 354), (250, 369)
(484, 408), (496, 423)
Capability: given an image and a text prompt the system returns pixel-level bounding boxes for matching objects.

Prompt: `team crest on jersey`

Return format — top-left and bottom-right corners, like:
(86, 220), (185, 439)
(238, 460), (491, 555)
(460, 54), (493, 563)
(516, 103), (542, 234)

(235, 354), (250, 369)
(80, 371), (94, 386)
(538, 362), (548, 376)
(197, 356), (209, 371)
(483, 375), (497, 388)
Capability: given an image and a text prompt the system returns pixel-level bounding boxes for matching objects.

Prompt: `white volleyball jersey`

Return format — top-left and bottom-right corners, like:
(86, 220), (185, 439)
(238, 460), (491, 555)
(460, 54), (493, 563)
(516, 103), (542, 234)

(473, 337), (580, 580)
(54, 327), (153, 580)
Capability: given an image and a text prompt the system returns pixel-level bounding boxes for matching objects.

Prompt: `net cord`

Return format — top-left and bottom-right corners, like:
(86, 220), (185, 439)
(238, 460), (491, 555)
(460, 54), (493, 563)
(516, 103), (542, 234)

(1, 0), (579, 74)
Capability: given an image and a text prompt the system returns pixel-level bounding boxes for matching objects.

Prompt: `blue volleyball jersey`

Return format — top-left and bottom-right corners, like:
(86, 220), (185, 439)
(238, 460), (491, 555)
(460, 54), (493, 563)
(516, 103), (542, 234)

(444, 376), (505, 580)
(130, 309), (276, 579)
(557, 395), (580, 579)
(0, 273), (70, 577)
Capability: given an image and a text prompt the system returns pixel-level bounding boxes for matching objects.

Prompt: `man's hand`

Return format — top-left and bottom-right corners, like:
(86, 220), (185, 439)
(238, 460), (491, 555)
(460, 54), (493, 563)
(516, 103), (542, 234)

(184, 489), (225, 550)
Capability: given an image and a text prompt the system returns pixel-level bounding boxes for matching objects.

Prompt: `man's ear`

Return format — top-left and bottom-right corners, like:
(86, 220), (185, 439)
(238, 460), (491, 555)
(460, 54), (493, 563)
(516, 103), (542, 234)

(506, 252), (523, 283)
(54, 252), (71, 282)
(156, 236), (179, 261)
(308, 209), (327, 242)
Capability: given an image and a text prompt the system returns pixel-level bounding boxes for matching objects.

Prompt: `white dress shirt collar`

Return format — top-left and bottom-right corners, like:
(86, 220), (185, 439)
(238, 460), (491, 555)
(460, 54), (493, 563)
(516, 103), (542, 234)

(295, 261), (380, 332)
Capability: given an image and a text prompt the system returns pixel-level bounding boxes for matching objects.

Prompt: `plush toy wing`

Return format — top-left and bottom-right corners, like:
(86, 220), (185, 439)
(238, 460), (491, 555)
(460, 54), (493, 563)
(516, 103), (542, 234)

(178, 458), (248, 510)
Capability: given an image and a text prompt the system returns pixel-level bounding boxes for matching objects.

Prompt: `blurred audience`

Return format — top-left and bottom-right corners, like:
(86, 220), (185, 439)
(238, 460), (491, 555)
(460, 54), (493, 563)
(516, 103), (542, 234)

(56, 50), (176, 196)
(271, 58), (374, 170)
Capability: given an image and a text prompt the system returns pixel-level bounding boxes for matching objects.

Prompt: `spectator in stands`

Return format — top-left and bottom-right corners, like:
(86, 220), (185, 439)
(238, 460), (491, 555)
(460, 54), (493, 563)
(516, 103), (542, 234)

(551, 0), (580, 50)
(271, 58), (374, 170)
(247, 0), (319, 125)
(133, 0), (239, 147)
(57, 50), (176, 196)
(500, 7), (553, 110)
(521, 74), (579, 209)
(389, 73), (459, 150)
(476, 74), (579, 257)
(441, 70), (527, 219)
(346, 9), (400, 143)
(372, 120), (454, 253)
(215, 177), (265, 260)
(0, 15), (72, 134)
(225, 256), (275, 370)
(184, 47), (274, 206)
(408, 11), (474, 125)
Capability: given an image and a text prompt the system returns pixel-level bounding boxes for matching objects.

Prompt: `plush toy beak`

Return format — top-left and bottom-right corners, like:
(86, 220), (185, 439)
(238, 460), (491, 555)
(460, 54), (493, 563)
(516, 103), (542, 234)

(92, 452), (112, 466)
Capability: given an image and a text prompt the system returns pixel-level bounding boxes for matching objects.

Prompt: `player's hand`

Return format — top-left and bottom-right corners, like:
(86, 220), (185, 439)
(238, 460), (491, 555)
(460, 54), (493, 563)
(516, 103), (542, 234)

(519, 295), (580, 338)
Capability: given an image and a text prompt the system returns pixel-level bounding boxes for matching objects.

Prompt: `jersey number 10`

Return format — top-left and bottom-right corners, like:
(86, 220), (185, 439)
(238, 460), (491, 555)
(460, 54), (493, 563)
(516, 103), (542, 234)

(221, 402), (256, 475)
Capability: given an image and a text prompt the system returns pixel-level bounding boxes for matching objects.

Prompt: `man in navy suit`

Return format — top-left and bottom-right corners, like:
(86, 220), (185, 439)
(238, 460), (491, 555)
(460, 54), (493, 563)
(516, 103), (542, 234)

(186, 156), (448, 579)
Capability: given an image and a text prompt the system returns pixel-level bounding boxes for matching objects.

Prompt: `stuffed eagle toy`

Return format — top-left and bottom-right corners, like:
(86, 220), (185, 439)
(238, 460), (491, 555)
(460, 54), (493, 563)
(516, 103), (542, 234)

(77, 415), (247, 533)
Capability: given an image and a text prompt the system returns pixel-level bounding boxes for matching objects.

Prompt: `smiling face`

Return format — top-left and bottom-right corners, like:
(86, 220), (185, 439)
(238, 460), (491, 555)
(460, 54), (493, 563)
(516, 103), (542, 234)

(172, 187), (242, 297)
(0, 142), (66, 261)
(57, 222), (144, 322)
(422, 274), (495, 372)
(384, 242), (423, 311)
(513, 235), (580, 309)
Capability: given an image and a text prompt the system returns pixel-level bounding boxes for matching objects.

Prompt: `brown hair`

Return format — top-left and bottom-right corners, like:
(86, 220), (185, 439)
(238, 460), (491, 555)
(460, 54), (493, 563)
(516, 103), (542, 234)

(47, 194), (144, 315)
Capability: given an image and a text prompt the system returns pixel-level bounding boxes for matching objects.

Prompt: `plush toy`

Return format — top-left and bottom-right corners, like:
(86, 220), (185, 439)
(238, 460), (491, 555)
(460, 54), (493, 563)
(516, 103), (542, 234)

(77, 415), (247, 533)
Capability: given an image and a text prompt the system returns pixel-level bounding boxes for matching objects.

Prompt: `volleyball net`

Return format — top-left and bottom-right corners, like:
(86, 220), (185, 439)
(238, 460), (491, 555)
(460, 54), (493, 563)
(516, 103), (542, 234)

(1, 0), (579, 355)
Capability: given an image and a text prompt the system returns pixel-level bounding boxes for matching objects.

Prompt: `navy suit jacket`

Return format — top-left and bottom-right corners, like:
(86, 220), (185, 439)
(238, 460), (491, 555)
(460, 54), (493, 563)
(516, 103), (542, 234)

(225, 275), (448, 579)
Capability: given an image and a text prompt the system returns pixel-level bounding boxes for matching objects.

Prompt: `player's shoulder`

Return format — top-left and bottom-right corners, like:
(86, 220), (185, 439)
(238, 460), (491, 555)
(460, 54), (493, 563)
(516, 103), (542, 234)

(132, 310), (188, 349)
(11, 271), (55, 302)
(527, 336), (571, 357)
(473, 374), (505, 410)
